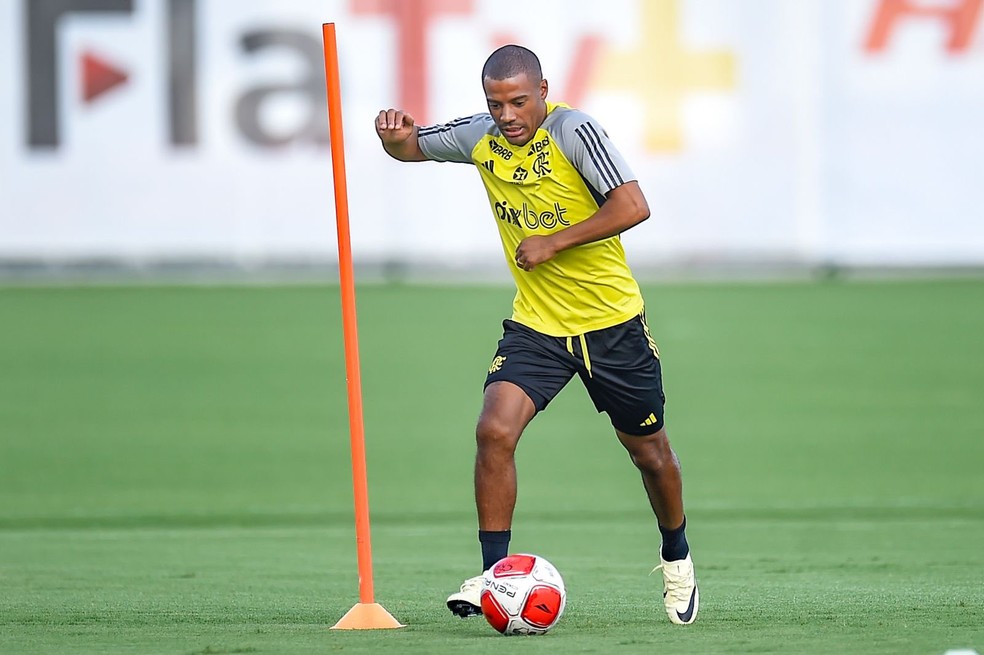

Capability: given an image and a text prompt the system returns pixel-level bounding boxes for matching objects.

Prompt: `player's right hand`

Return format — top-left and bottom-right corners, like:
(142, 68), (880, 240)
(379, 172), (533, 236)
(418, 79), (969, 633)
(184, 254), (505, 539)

(375, 109), (415, 145)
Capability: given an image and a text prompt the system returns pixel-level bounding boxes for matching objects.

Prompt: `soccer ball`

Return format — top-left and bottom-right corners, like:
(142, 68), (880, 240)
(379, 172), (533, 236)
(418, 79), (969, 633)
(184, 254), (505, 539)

(481, 553), (566, 636)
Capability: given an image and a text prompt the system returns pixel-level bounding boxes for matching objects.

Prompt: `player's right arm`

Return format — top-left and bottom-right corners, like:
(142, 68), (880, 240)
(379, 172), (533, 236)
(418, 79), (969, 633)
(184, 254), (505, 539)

(375, 109), (428, 162)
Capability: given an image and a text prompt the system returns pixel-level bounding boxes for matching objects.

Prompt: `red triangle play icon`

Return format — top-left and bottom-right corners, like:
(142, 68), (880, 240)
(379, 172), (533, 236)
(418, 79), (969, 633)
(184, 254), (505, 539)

(81, 51), (129, 103)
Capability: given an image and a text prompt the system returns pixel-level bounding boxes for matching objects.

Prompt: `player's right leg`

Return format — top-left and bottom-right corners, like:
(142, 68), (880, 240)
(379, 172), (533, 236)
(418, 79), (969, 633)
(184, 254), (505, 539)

(474, 381), (536, 533)
(447, 381), (536, 617)
(447, 381), (536, 618)
(447, 320), (574, 618)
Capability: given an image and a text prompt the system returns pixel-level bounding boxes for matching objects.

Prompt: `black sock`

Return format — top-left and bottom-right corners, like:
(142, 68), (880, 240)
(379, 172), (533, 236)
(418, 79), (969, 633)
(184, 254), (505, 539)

(659, 516), (690, 561)
(479, 529), (511, 571)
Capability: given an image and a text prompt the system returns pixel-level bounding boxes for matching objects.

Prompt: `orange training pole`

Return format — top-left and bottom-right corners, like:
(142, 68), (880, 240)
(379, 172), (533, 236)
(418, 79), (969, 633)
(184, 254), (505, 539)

(322, 22), (403, 631)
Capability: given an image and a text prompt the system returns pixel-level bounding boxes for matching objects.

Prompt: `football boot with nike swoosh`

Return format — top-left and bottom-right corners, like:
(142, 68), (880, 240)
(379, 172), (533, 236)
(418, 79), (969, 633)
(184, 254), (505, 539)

(652, 553), (699, 625)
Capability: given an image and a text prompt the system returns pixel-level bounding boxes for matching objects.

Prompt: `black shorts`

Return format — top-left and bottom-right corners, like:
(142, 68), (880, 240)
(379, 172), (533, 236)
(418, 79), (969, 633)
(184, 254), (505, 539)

(484, 312), (666, 436)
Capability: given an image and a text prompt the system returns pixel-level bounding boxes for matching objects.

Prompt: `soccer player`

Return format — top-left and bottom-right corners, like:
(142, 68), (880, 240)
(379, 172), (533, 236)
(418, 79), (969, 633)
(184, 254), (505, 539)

(374, 45), (699, 625)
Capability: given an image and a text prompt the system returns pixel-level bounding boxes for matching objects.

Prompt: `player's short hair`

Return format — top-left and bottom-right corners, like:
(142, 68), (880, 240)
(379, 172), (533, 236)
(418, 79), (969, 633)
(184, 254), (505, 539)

(482, 45), (543, 83)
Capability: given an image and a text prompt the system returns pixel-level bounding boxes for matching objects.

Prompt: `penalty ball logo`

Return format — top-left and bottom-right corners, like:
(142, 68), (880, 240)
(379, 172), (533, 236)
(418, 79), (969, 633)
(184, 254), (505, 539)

(480, 554), (566, 636)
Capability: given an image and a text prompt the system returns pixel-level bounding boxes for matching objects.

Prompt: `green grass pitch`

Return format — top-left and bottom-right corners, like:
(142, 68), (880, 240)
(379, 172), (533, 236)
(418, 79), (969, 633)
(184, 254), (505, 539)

(1, 279), (982, 654)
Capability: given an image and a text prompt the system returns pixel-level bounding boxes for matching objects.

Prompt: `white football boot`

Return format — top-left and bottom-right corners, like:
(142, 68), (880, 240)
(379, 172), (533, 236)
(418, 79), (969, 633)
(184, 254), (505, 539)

(653, 553), (699, 625)
(446, 573), (485, 618)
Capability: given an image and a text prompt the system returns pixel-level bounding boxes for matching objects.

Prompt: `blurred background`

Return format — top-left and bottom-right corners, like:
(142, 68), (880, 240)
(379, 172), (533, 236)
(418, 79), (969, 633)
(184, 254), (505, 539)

(3, 0), (983, 281)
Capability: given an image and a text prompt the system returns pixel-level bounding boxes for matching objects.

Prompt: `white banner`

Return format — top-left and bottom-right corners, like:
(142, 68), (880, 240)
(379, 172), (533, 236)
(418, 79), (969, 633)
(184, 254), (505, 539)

(1, 0), (983, 267)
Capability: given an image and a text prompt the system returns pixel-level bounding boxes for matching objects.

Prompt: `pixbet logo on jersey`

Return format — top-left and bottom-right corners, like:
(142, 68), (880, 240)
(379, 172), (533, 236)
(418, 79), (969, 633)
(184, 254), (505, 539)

(494, 199), (570, 231)
(24, 0), (329, 149)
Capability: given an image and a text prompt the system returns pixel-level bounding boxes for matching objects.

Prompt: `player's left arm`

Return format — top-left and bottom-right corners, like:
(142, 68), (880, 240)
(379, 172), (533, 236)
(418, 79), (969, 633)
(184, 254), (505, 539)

(514, 181), (649, 271)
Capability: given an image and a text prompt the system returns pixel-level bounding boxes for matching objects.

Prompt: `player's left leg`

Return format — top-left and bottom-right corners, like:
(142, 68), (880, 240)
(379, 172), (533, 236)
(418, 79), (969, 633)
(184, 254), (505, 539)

(616, 427), (698, 625)
(616, 427), (684, 530)
(576, 312), (698, 624)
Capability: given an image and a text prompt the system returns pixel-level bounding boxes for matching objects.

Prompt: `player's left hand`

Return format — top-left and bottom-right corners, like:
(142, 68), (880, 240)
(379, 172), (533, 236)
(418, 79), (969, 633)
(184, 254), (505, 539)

(514, 236), (558, 271)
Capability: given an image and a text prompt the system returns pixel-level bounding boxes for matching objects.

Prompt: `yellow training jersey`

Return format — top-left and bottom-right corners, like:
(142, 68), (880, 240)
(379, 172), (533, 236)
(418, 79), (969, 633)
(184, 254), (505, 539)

(417, 102), (644, 337)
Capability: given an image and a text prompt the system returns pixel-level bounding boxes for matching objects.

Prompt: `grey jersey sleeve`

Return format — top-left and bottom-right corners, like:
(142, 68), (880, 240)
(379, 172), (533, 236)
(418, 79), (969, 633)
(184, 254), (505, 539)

(550, 109), (637, 196)
(417, 114), (492, 164)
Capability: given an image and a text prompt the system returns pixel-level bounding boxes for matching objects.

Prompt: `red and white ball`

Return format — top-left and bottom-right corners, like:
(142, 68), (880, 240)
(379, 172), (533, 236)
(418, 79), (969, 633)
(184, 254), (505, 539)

(481, 553), (566, 636)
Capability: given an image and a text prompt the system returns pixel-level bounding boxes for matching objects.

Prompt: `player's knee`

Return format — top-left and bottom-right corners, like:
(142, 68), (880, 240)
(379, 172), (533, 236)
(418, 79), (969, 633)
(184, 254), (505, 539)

(475, 414), (521, 453)
(626, 437), (676, 476)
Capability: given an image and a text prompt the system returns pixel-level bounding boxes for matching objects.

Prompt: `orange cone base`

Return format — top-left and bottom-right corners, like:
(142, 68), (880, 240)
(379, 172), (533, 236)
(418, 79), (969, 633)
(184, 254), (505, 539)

(331, 602), (405, 630)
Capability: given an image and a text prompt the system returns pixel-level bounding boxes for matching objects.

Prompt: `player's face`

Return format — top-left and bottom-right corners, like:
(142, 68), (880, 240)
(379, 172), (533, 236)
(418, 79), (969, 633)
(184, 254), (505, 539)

(484, 74), (548, 146)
